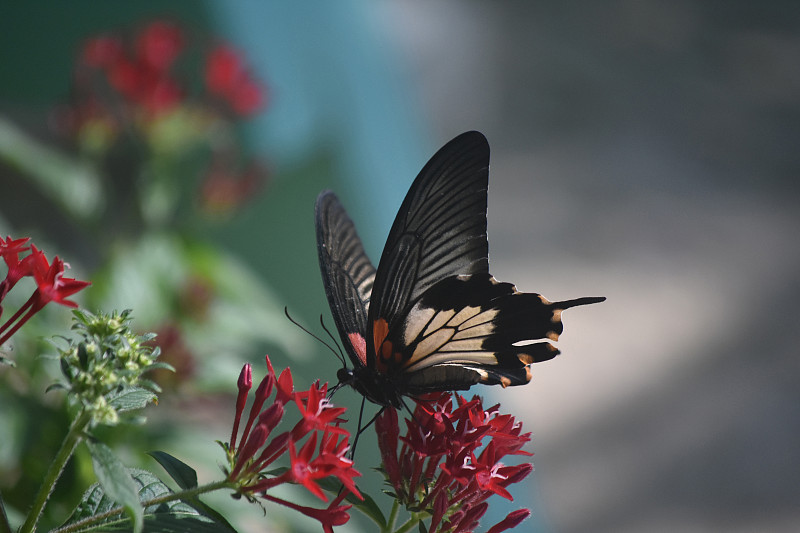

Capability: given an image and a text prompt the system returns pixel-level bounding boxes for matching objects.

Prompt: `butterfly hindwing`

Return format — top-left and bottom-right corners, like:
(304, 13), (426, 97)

(315, 190), (376, 368)
(385, 273), (596, 393)
(368, 131), (491, 368)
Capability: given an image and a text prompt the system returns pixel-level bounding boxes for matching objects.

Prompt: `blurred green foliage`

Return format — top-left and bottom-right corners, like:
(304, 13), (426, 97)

(0, 8), (329, 531)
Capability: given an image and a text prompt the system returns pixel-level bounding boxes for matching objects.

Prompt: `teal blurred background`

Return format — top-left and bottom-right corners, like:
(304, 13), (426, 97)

(2, 2), (799, 532)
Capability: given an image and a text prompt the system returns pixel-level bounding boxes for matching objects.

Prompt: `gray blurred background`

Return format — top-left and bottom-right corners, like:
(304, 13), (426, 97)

(2, 1), (798, 532)
(397, 3), (800, 532)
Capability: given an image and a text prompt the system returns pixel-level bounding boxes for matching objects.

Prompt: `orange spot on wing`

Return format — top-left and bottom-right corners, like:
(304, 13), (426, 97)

(373, 318), (388, 350)
(373, 318), (390, 372)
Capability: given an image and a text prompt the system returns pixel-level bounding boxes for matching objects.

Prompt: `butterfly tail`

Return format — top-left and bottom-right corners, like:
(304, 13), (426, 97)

(554, 296), (607, 310)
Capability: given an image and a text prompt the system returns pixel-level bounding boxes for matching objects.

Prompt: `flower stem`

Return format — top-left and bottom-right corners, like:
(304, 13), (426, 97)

(384, 499), (400, 532)
(49, 479), (233, 533)
(0, 294), (34, 345)
(19, 409), (92, 533)
(394, 513), (424, 533)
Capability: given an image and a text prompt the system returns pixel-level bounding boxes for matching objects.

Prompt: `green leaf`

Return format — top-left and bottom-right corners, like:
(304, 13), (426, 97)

(70, 513), (224, 532)
(108, 387), (157, 412)
(181, 499), (238, 533)
(60, 356), (74, 380)
(136, 378), (164, 394)
(71, 307), (92, 324)
(148, 451), (198, 489)
(145, 362), (175, 372)
(63, 468), (235, 533)
(87, 441), (144, 533)
(317, 478), (386, 528)
(45, 382), (68, 393)
(0, 116), (104, 220)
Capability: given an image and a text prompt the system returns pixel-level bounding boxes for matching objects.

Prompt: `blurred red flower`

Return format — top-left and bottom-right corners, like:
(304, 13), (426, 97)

(72, 19), (266, 120)
(135, 20), (184, 72)
(205, 44), (266, 116)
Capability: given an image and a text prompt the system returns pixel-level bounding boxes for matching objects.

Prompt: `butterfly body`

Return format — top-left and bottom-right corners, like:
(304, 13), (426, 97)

(316, 131), (604, 407)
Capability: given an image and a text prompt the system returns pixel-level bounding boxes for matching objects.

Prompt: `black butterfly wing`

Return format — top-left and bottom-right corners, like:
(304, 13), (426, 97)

(315, 190), (376, 368)
(393, 273), (605, 393)
(365, 130), (604, 392)
(367, 131), (491, 368)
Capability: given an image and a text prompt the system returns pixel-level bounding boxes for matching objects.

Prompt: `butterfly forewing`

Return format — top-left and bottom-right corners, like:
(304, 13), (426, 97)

(368, 131), (491, 366)
(315, 190), (376, 368)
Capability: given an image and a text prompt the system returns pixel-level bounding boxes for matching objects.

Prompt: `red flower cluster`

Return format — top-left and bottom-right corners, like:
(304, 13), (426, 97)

(0, 237), (90, 346)
(81, 21), (184, 116)
(376, 393), (532, 533)
(225, 356), (361, 532)
(204, 44), (265, 116)
(72, 19), (265, 121)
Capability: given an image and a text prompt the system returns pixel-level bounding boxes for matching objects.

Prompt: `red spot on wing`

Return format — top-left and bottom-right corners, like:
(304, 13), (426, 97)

(348, 332), (368, 366)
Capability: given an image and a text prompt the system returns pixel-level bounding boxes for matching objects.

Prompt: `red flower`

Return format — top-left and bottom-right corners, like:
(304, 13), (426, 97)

(107, 56), (183, 115)
(29, 250), (91, 311)
(288, 432), (329, 500)
(260, 492), (351, 533)
(62, 18), (268, 151)
(107, 57), (145, 100)
(141, 77), (183, 114)
(292, 381), (348, 439)
(487, 509), (531, 533)
(229, 364), (253, 450)
(135, 20), (183, 72)
(1, 242), (90, 346)
(205, 45), (242, 95)
(224, 356), (361, 530)
(1, 236), (32, 300)
(475, 459), (513, 500)
(375, 392), (532, 533)
(228, 79), (264, 117)
(204, 44), (265, 116)
(314, 431), (361, 497)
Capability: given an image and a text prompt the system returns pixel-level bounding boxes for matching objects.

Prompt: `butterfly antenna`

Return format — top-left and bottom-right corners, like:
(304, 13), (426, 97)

(319, 314), (347, 367)
(283, 307), (345, 366)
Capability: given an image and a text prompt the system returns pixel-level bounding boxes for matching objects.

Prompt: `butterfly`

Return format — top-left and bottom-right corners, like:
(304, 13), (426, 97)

(316, 131), (604, 409)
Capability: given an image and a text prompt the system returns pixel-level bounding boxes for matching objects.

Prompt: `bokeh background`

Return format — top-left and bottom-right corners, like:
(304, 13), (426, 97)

(2, 1), (799, 532)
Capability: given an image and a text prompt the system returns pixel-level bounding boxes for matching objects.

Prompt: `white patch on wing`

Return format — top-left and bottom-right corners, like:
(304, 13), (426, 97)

(460, 309), (498, 330)
(452, 323), (493, 339)
(410, 328), (454, 361)
(447, 306), (481, 327)
(403, 305), (436, 346)
(444, 338), (486, 352)
(402, 302), (502, 370)
(423, 309), (456, 337)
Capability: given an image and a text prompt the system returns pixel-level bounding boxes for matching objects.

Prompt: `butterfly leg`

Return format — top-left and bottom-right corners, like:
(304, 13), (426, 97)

(349, 398), (386, 460)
